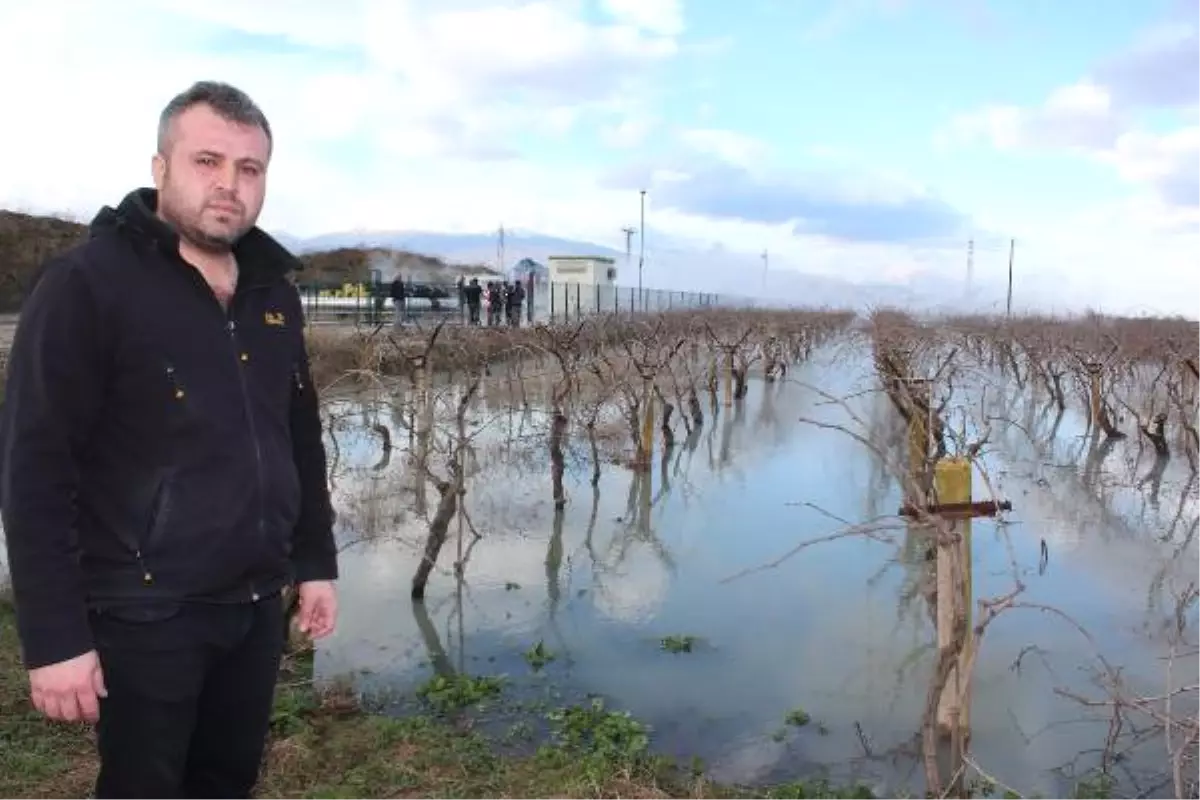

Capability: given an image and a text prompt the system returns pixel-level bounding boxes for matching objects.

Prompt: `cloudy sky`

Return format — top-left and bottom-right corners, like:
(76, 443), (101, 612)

(0, 0), (1196, 315)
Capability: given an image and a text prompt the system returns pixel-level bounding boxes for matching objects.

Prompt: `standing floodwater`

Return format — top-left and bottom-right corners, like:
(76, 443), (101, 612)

(314, 337), (1199, 798)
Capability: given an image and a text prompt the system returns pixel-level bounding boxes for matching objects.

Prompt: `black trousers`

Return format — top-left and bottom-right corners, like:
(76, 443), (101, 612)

(90, 597), (285, 799)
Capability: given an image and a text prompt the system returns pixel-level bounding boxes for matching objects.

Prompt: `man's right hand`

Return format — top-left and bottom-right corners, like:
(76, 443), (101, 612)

(28, 650), (107, 723)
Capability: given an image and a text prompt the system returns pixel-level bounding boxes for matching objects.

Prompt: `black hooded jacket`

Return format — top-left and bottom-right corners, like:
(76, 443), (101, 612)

(0, 188), (338, 670)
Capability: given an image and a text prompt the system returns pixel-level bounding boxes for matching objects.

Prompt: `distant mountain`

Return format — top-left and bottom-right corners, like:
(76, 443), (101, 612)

(292, 228), (624, 264)
(271, 231), (308, 253)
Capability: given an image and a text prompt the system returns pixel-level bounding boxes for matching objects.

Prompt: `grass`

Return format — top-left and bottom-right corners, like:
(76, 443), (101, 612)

(0, 593), (882, 798)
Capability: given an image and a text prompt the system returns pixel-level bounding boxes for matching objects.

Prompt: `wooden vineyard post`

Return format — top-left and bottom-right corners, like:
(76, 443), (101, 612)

(640, 378), (655, 468)
(637, 378), (655, 526)
(1086, 362), (1103, 430)
(933, 458), (972, 739)
(638, 459), (653, 528)
(723, 352), (734, 408)
(889, 371), (1011, 794)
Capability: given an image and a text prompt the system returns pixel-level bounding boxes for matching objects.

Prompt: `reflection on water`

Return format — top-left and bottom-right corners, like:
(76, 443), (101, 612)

(316, 340), (1198, 796)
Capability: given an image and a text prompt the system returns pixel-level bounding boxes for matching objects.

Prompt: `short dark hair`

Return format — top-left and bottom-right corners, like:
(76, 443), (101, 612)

(157, 81), (273, 156)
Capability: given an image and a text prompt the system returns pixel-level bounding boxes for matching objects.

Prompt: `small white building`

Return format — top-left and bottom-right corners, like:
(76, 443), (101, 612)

(547, 255), (618, 286)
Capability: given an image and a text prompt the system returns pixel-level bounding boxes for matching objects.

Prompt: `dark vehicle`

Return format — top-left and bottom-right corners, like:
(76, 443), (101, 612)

(407, 283), (450, 301)
(367, 280), (451, 310)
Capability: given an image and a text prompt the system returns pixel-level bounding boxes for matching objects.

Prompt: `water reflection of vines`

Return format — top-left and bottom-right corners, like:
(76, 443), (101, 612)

(739, 311), (1200, 798)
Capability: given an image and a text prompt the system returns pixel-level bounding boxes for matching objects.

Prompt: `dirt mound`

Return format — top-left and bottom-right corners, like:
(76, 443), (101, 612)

(0, 211), (88, 311)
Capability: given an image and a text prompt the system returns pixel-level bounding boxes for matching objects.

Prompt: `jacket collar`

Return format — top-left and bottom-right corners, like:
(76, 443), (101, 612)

(90, 188), (299, 284)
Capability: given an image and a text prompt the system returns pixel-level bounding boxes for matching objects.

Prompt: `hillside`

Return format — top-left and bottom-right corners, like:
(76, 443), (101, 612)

(0, 211), (88, 311)
(297, 247), (496, 286)
(0, 210), (495, 311)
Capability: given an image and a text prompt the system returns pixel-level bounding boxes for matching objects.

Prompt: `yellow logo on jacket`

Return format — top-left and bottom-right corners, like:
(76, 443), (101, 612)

(264, 311), (286, 327)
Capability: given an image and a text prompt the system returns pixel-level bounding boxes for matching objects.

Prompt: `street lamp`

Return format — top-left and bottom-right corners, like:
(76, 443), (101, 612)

(638, 189), (646, 311)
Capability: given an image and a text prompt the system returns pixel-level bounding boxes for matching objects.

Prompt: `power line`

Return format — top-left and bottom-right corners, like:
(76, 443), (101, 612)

(1006, 238), (1015, 319)
(621, 226), (635, 273)
(638, 190), (646, 309)
(966, 238), (974, 297)
(497, 224), (506, 275)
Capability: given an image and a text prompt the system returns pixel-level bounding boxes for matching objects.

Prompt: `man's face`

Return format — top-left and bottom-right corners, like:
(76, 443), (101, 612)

(151, 103), (270, 253)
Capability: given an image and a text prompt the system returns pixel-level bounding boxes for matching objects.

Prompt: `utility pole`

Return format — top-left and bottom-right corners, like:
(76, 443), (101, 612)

(621, 226), (635, 270)
(497, 224), (506, 276)
(1006, 238), (1015, 320)
(761, 249), (769, 298)
(638, 190), (646, 311)
(966, 238), (974, 298)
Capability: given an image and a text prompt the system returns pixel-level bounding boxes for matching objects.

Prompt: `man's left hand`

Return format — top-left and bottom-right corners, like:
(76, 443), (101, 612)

(295, 580), (338, 640)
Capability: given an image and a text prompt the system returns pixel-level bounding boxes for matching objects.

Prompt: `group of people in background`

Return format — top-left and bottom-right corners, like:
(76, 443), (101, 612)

(387, 274), (528, 330)
(457, 277), (526, 327)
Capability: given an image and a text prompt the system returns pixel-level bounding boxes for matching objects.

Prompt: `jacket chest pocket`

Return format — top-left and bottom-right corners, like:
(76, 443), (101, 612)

(155, 357), (238, 440)
(163, 362), (189, 406)
(96, 351), (213, 465)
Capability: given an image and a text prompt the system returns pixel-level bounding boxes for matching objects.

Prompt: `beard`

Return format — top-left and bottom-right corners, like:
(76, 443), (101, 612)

(158, 177), (254, 254)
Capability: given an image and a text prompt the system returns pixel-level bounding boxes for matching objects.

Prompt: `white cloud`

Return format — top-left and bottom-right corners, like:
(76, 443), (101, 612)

(0, 0), (679, 230)
(940, 81), (1127, 153)
(1102, 126), (1200, 210)
(678, 128), (770, 166)
(800, 0), (995, 42)
(600, 0), (685, 37)
(601, 116), (659, 148)
(0, 0), (825, 283)
(0, 0), (1196, 316)
(931, 11), (1200, 317)
(943, 89), (1199, 221)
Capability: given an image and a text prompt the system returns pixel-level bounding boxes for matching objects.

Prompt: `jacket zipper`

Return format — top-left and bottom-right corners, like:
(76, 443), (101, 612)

(137, 364), (188, 585)
(225, 306), (268, 603)
(167, 252), (276, 602)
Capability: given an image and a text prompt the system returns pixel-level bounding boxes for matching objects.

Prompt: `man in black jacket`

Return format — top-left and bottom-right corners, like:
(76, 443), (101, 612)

(0, 81), (339, 798)
(389, 274), (407, 329)
(462, 278), (483, 325)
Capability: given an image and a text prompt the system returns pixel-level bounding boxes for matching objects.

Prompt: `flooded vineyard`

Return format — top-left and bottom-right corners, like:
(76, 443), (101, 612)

(306, 311), (1199, 799)
(0, 309), (1193, 797)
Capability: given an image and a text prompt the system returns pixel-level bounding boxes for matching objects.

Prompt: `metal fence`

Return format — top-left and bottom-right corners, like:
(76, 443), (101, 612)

(536, 282), (720, 323)
(296, 280), (737, 327)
